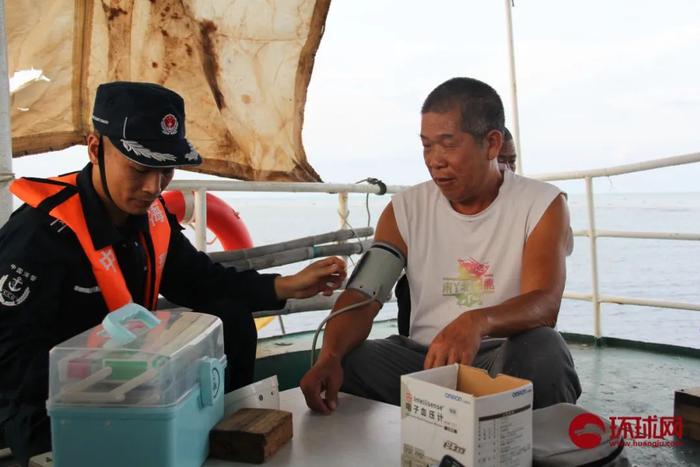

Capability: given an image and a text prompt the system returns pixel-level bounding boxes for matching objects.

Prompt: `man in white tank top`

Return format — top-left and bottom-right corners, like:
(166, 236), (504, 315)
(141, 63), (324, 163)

(301, 77), (581, 412)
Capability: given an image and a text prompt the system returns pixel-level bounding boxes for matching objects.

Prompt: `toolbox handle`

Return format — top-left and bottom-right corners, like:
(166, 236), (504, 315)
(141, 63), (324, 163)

(199, 357), (225, 407)
(102, 303), (161, 346)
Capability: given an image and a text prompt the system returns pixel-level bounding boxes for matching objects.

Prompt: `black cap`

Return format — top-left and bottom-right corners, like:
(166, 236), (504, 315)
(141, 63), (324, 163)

(91, 81), (202, 168)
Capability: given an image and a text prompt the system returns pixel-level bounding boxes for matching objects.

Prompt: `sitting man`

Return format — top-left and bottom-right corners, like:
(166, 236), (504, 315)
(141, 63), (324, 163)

(396, 125), (526, 335)
(300, 77), (581, 414)
(0, 81), (346, 465)
(498, 127), (517, 172)
(394, 125), (575, 334)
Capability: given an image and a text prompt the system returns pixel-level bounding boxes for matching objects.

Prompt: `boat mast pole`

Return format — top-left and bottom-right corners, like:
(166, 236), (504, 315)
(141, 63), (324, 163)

(0, 0), (14, 226)
(504, 0), (523, 175)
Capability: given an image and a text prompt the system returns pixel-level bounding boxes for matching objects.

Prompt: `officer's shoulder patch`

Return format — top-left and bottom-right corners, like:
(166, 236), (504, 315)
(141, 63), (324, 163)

(0, 263), (38, 307)
(48, 218), (70, 235)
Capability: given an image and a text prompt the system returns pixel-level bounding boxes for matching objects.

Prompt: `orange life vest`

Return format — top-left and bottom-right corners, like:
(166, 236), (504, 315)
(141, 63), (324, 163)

(10, 172), (170, 311)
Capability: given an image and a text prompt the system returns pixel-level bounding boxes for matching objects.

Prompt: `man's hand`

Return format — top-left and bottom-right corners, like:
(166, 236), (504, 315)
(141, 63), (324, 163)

(424, 311), (485, 369)
(274, 257), (346, 300)
(300, 354), (344, 414)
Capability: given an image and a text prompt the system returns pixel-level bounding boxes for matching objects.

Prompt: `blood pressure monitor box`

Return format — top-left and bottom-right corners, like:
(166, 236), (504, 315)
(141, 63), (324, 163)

(47, 309), (226, 467)
(401, 364), (532, 467)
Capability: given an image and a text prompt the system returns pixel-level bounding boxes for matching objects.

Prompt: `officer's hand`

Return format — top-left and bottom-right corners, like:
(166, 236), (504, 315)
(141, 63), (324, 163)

(300, 354), (344, 414)
(424, 311), (485, 369)
(275, 257), (346, 300)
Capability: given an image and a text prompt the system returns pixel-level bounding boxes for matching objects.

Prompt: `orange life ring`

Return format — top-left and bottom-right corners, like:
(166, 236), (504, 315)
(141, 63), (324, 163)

(162, 191), (253, 250)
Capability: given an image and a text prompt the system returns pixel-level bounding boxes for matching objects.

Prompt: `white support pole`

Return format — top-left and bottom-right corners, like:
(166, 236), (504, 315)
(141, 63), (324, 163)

(504, 0), (523, 175)
(277, 315), (287, 335)
(194, 188), (207, 252)
(337, 192), (350, 271)
(338, 192), (349, 231)
(585, 176), (602, 338)
(0, 0), (14, 227)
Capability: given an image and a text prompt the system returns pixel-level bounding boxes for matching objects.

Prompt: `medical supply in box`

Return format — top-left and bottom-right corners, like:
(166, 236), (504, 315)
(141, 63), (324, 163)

(47, 305), (226, 467)
(401, 364), (532, 467)
(224, 375), (280, 416)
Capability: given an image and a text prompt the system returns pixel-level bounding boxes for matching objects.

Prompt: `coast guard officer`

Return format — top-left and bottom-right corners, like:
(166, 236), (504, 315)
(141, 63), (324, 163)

(0, 81), (345, 465)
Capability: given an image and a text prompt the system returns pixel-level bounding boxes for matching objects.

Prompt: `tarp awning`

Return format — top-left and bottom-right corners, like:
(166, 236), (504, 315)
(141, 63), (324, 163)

(7, 0), (330, 181)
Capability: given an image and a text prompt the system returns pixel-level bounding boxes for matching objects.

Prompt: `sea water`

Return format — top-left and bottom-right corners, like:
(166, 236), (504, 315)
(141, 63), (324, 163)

(202, 191), (700, 349)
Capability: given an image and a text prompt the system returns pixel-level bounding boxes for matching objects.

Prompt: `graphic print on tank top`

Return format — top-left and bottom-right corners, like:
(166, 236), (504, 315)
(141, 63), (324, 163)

(442, 258), (495, 307)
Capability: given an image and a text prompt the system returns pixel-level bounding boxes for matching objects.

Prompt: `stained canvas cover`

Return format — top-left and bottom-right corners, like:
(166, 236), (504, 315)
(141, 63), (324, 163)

(7, 0), (330, 181)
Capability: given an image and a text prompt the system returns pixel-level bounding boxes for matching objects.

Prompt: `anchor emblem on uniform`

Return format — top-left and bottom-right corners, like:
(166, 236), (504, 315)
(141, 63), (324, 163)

(0, 266), (35, 307)
(7, 276), (23, 292)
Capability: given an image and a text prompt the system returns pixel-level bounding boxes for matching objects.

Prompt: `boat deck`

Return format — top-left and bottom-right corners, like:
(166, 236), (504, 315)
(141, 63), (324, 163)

(566, 334), (700, 466)
(256, 320), (700, 466)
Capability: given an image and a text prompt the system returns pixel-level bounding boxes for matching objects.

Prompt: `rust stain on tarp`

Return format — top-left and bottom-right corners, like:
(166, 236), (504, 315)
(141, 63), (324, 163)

(102, 1), (135, 80)
(104, 6), (127, 21)
(198, 20), (225, 110)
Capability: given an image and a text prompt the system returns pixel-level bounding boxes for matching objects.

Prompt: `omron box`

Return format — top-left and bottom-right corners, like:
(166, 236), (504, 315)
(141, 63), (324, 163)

(47, 309), (226, 467)
(401, 364), (532, 467)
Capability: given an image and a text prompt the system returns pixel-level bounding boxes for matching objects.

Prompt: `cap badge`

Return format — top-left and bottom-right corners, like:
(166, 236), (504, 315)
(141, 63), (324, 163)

(160, 114), (179, 135)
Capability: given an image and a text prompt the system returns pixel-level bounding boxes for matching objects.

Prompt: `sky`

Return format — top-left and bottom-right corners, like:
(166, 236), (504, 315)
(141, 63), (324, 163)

(10, 0), (700, 193)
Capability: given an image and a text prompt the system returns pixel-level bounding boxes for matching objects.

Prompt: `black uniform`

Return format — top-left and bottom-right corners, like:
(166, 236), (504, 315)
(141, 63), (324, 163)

(0, 164), (284, 463)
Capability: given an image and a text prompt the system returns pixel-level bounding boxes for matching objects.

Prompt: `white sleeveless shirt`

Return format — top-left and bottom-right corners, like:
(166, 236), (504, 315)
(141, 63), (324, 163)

(392, 170), (562, 346)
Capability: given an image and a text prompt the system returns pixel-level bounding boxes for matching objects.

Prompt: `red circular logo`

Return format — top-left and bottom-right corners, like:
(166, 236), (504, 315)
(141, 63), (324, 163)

(161, 114), (178, 135)
(569, 413), (606, 449)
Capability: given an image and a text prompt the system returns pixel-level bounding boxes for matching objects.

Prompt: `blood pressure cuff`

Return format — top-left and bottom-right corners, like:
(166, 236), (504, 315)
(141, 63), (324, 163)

(346, 242), (406, 303)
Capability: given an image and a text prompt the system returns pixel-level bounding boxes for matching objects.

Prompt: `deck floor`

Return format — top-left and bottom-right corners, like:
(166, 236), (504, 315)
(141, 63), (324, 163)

(258, 322), (700, 466)
(3, 324), (700, 467)
(569, 341), (700, 466)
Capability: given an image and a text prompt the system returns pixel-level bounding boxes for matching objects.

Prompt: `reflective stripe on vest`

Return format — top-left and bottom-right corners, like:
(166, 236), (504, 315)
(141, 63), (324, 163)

(10, 174), (170, 311)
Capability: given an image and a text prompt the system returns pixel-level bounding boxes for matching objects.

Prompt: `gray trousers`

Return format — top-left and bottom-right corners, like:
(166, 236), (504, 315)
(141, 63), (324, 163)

(341, 327), (581, 409)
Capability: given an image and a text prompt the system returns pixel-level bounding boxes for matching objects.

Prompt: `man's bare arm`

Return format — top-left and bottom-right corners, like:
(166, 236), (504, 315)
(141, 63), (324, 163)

(317, 202), (407, 360)
(300, 202), (407, 412)
(424, 194), (569, 368)
(479, 194), (568, 335)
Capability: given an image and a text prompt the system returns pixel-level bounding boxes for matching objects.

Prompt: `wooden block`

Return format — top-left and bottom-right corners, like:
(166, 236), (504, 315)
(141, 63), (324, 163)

(209, 408), (293, 463)
(684, 421), (700, 441)
(675, 387), (700, 441)
(675, 387), (700, 407)
(675, 403), (700, 424)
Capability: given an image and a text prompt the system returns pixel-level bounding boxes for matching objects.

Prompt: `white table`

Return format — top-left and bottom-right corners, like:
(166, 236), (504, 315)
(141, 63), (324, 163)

(204, 388), (401, 466)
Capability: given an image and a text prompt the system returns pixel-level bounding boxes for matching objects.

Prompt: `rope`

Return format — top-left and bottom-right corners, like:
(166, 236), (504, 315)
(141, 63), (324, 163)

(355, 177), (387, 228)
(0, 172), (16, 183)
(356, 177), (387, 195)
(334, 210), (363, 267)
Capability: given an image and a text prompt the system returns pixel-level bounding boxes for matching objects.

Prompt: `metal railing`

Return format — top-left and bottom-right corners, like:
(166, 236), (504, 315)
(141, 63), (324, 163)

(167, 180), (408, 251)
(168, 180), (407, 334)
(532, 151), (700, 337)
(168, 151), (700, 338)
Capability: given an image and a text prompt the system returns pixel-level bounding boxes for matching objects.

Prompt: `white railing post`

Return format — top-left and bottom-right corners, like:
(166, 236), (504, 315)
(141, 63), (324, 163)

(585, 176), (602, 338)
(338, 192), (349, 231)
(194, 188), (207, 251)
(504, 0), (523, 175)
(336, 192), (351, 293)
(0, 0), (14, 227)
